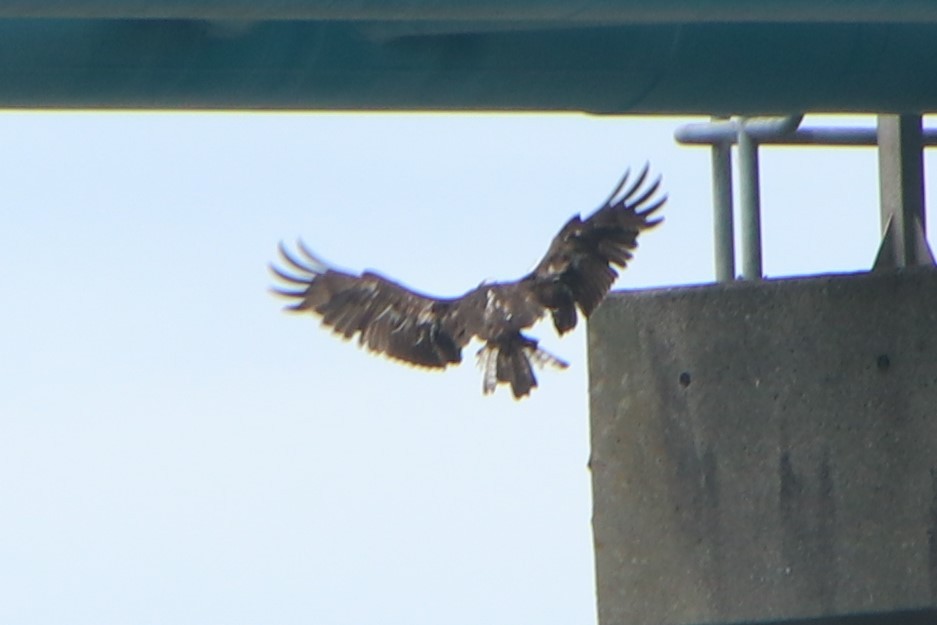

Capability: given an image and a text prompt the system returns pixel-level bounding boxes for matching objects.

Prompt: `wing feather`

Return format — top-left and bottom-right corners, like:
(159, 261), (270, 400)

(530, 164), (665, 324)
(271, 242), (474, 368)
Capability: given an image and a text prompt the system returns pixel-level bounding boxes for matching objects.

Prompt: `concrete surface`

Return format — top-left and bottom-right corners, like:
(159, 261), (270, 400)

(588, 269), (937, 625)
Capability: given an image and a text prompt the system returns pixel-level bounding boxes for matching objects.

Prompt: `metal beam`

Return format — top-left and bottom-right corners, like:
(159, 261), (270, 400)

(5, 21), (937, 113)
(4, 0), (937, 22)
(874, 115), (935, 269)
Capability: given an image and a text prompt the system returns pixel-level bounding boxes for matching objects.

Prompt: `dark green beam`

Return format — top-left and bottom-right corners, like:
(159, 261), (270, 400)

(3, 1), (937, 22)
(4, 20), (937, 114)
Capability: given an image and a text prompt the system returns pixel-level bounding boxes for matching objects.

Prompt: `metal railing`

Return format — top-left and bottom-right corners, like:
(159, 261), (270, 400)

(675, 114), (937, 281)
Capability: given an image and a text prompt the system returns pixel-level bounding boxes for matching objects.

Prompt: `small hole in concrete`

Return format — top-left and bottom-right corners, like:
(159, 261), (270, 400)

(679, 372), (691, 387)
(877, 354), (890, 371)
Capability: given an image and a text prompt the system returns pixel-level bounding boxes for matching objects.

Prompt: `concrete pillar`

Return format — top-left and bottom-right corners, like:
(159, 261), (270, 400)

(588, 270), (937, 625)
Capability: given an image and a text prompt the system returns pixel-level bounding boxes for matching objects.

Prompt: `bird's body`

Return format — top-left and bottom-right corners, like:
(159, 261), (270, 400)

(271, 166), (665, 398)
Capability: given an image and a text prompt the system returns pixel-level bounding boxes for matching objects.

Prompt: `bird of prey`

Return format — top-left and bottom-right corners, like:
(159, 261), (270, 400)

(271, 166), (664, 398)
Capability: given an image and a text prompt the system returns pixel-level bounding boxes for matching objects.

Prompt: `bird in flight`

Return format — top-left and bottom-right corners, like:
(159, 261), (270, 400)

(271, 165), (664, 398)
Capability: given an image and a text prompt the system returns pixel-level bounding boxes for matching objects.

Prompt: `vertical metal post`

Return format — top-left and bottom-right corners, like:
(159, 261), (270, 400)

(738, 120), (763, 280)
(711, 134), (736, 282)
(874, 114), (934, 269)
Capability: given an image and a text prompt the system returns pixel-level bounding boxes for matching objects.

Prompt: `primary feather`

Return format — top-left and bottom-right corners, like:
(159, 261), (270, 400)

(271, 165), (664, 398)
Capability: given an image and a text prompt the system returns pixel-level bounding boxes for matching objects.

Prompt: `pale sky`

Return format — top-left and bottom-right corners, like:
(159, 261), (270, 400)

(0, 112), (918, 624)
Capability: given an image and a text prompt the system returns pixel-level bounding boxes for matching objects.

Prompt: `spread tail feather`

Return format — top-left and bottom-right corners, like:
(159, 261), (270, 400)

(523, 343), (569, 371)
(497, 346), (536, 399)
(476, 337), (569, 399)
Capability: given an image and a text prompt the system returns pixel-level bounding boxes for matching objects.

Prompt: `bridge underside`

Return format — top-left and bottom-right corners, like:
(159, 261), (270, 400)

(2, 13), (937, 113)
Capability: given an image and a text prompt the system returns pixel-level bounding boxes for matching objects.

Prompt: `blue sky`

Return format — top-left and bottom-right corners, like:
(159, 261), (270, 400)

(0, 112), (916, 624)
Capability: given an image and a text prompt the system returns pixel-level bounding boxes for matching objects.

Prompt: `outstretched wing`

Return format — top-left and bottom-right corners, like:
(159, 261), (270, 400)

(529, 165), (665, 333)
(271, 242), (476, 368)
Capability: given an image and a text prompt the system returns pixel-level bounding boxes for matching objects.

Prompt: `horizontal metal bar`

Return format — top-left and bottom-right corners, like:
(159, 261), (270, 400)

(676, 116), (799, 143)
(676, 122), (937, 147)
(676, 115), (803, 143)
(4, 1), (937, 22)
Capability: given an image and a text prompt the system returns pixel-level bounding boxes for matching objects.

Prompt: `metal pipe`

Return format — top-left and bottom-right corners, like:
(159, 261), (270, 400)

(677, 113), (937, 281)
(743, 114), (804, 140)
(675, 115), (802, 145)
(711, 138), (736, 282)
(675, 115), (803, 282)
(738, 120), (763, 280)
(677, 122), (937, 147)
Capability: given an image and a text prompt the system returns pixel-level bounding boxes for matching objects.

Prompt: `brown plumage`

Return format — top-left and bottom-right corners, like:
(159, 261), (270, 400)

(270, 165), (665, 398)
